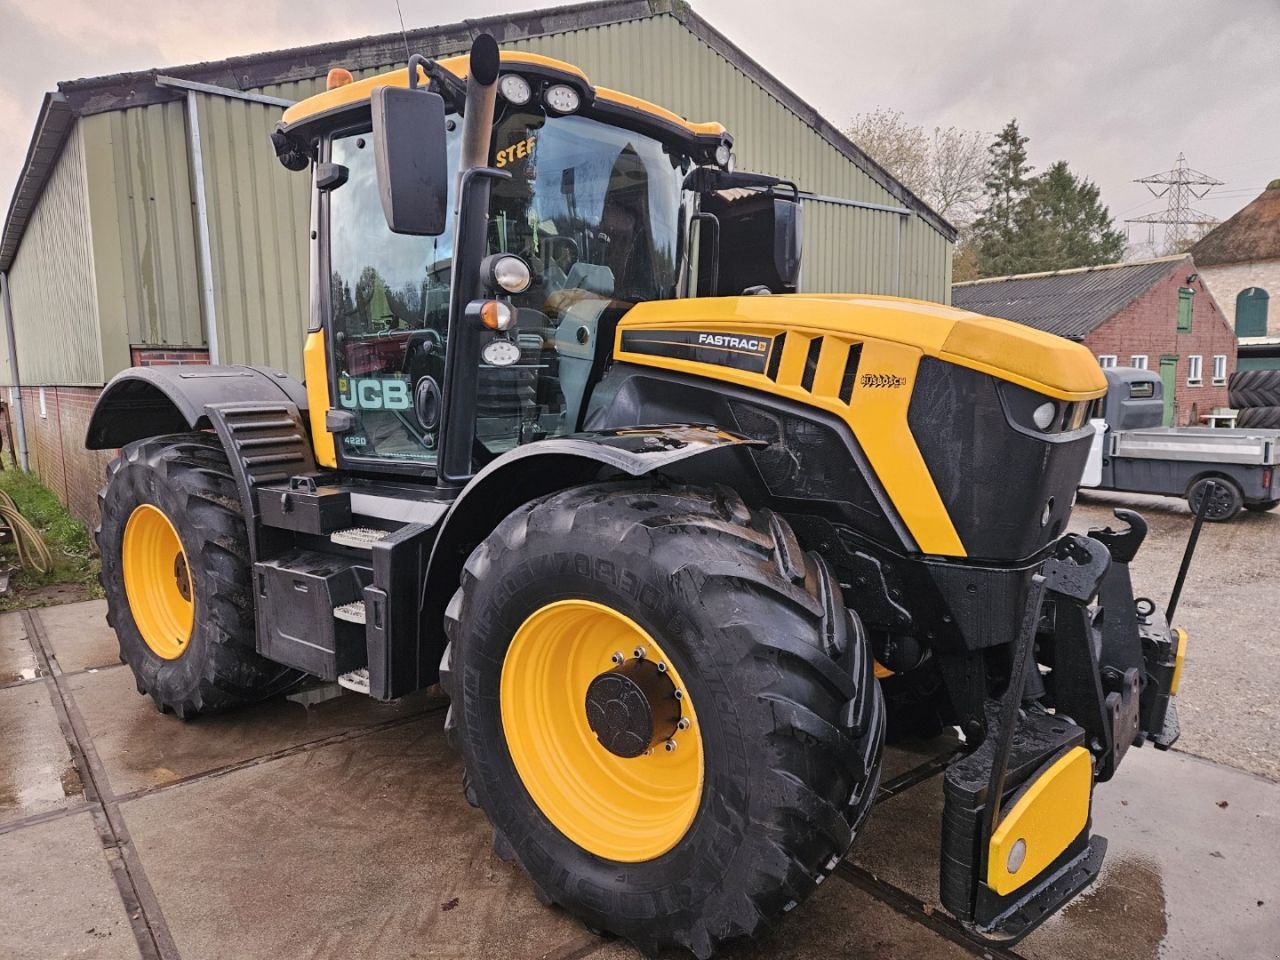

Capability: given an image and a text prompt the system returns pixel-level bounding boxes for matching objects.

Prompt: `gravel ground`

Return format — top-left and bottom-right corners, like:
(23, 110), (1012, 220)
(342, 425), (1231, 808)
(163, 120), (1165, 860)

(1069, 489), (1280, 782)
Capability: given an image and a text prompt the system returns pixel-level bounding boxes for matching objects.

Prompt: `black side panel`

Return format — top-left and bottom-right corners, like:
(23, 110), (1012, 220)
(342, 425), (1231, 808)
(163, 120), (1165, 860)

(85, 365), (309, 449)
(586, 364), (907, 551)
(908, 359), (1092, 561)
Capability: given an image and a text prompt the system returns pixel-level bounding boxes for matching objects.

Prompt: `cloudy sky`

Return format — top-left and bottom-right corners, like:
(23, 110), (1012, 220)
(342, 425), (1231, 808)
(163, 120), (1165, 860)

(2, 0), (1277, 249)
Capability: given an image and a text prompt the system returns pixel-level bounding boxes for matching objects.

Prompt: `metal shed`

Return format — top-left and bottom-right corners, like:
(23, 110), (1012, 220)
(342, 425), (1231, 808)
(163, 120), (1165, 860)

(0, 0), (955, 521)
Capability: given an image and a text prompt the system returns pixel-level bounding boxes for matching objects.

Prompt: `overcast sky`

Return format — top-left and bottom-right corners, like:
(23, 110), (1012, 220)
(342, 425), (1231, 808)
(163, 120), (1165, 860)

(2, 0), (1277, 251)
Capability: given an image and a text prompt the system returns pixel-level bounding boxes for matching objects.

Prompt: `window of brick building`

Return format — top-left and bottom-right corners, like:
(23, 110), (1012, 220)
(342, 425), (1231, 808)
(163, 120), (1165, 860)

(1212, 355), (1227, 385)
(1177, 288), (1194, 333)
(1187, 354), (1203, 385)
(1130, 354), (1148, 369)
(1098, 354), (1118, 368)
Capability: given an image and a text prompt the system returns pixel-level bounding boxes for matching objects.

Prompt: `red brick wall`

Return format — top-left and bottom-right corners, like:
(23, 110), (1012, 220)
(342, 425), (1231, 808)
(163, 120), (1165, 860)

(18, 386), (116, 529)
(129, 346), (210, 368)
(1082, 259), (1237, 425)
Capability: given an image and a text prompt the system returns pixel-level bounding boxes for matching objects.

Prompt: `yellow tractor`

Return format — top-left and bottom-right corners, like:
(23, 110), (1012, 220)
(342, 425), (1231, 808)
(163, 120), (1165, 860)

(87, 36), (1188, 957)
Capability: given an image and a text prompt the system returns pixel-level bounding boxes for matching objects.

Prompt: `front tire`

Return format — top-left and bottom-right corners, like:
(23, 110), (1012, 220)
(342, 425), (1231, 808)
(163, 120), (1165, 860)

(98, 434), (301, 717)
(440, 482), (884, 957)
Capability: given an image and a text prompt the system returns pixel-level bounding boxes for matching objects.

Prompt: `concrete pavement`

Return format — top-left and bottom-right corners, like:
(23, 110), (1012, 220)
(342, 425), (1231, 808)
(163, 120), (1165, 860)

(2, 583), (1277, 960)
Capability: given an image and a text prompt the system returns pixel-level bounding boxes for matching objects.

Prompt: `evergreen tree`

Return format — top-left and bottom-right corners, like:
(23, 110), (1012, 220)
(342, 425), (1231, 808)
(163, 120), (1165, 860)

(972, 119), (1033, 277)
(972, 121), (1127, 277)
(1021, 161), (1127, 271)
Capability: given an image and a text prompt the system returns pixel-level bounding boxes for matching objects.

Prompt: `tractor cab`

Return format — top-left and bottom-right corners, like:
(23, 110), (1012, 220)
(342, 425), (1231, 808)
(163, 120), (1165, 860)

(271, 47), (801, 484)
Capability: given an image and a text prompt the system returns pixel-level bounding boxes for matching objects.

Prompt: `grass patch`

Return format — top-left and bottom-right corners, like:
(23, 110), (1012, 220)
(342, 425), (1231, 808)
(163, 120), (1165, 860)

(0, 468), (101, 610)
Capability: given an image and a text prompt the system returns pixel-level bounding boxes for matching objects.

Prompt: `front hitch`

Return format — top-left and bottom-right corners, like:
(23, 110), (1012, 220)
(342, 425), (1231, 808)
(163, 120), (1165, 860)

(939, 513), (1189, 943)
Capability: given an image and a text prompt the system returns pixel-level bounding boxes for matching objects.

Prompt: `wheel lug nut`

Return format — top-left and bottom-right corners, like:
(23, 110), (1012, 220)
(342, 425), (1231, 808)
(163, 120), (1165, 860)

(633, 646), (646, 659)
(664, 739), (677, 752)
(677, 718), (691, 730)
(673, 689), (683, 701)
(611, 651), (625, 665)
(656, 662), (667, 673)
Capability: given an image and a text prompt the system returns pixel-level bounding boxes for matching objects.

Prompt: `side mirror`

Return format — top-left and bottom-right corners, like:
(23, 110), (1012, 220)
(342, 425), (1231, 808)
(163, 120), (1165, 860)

(371, 84), (448, 235)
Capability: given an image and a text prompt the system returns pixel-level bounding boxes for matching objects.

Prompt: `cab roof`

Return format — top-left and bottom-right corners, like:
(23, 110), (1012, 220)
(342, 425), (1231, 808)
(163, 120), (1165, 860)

(279, 50), (729, 152)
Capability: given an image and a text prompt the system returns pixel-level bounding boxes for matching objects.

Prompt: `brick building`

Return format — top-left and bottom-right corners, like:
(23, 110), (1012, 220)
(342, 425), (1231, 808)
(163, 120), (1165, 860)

(1191, 180), (1280, 373)
(952, 255), (1237, 426)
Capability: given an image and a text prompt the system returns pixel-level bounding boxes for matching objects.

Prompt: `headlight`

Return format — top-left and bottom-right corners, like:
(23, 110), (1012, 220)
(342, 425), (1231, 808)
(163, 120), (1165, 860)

(498, 73), (532, 105)
(544, 83), (580, 115)
(714, 143), (732, 167)
(1032, 402), (1057, 431)
(491, 255), (532, 294)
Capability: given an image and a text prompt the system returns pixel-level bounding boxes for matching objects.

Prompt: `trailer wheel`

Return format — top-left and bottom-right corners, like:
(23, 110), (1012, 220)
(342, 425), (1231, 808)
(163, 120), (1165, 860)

(1244, 499), (1280, 513)
(441, 482), (884, 958)
(1186, 476), (1243, 522)
(97, 434), (302, 717)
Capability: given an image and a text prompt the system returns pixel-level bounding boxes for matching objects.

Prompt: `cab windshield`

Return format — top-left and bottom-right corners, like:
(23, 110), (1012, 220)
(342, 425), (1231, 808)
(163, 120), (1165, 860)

(326, 109), (690, 467)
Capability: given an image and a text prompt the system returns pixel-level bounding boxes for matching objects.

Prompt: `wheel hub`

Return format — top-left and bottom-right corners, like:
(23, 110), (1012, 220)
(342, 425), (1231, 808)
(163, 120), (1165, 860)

(585, 659), (680, 758)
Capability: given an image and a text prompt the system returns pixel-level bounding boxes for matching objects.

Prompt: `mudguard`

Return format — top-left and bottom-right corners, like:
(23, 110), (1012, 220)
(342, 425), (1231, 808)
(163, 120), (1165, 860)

(85, 365), (309, 449)
(420, 425), (763, 657)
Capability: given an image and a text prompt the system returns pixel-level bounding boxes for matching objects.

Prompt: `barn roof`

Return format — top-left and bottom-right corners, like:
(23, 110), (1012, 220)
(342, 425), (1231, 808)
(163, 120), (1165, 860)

(1, 0), (954, 273)
(950, 256), (1188, 340)
(1190, 182), (1280, 267)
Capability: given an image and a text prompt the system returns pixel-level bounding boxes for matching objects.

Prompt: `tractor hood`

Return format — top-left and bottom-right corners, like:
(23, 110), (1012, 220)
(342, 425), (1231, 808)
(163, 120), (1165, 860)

(614, 294), (1107, 403)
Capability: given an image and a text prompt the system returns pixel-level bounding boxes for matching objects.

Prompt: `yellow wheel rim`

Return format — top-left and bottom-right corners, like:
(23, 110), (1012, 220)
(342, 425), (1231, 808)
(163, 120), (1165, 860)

(500, 599), (704, 862)
(122, 504), (194, 660)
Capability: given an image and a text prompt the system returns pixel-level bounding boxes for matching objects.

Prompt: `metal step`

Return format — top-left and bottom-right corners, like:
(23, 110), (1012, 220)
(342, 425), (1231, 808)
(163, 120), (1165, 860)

(337, 668), (371, 695)
(333, 600), (367, 625)
(330, 527), (390, 549)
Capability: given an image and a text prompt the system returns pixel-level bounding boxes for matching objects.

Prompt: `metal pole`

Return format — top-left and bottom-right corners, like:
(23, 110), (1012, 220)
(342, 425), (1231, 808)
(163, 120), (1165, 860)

(0, 271), (30, 470)
(186, 90), (221, 364)
(1167, 480), (1215, 621)
(895, 213), (905, 296)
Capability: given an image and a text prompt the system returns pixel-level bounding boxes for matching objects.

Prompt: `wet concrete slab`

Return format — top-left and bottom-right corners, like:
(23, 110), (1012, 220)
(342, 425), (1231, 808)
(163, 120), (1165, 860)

(0, 680), (84, 826)
(121, 717), (588, 960)
(35, 598), (122, 674)
(0, 811), (141, 960)
(0, 610), (41, 684)
(853, 739), (1280, 960)
(68, 664), (443, 796)
(584, 874), (977, 960)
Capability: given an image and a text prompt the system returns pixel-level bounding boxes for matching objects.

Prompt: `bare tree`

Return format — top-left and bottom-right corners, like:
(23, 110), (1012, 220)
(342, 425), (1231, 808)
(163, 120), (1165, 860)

(845, 108), (987, 227)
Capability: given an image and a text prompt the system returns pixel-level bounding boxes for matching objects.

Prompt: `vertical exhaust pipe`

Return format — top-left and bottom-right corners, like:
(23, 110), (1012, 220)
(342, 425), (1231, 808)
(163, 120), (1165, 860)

(439, 34), (505, 486)
(458, 34), (500, 177)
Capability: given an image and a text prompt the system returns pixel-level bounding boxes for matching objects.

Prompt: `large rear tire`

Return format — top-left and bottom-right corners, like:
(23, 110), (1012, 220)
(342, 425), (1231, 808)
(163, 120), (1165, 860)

(440, 482), (884, 958)
(98, 434), (302, 717)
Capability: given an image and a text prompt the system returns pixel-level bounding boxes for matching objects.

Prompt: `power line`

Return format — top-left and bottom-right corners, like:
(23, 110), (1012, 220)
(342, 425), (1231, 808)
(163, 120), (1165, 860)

(1125, 153), (1223, 249)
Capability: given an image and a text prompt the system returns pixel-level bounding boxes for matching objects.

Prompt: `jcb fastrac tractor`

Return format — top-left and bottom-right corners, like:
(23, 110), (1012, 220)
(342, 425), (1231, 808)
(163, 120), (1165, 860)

(88, 36), (1189, 957)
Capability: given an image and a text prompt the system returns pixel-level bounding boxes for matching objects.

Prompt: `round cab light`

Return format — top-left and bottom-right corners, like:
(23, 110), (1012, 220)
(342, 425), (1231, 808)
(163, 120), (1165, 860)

(1032, 402), (1057, 431)
(544, 83), (581, 115)
(498, 73), (532, 105)
(492, 255), (532, 294)
(480, 300), (517, 331)
(714, 143), (732, 167)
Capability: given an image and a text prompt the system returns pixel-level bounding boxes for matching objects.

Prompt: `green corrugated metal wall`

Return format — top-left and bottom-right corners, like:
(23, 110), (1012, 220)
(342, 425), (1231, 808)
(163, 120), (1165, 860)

(6, 125), (103, 385)
(6, 10), (952, 385)
(195, 93), (310, 375)
(81, 104), (204, 375)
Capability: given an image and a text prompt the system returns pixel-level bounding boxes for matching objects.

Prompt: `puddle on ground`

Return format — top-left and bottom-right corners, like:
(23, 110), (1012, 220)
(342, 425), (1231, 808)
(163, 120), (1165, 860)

(1, 667), (44, 683)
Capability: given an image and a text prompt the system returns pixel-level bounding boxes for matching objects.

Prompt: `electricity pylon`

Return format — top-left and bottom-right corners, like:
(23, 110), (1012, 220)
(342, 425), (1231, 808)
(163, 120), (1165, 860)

(1126, 153), (1223, 250)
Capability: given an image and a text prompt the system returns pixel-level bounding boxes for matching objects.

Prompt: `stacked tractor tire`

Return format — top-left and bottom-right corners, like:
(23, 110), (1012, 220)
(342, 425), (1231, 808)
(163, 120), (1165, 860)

(1230, 370), (1280, 429)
